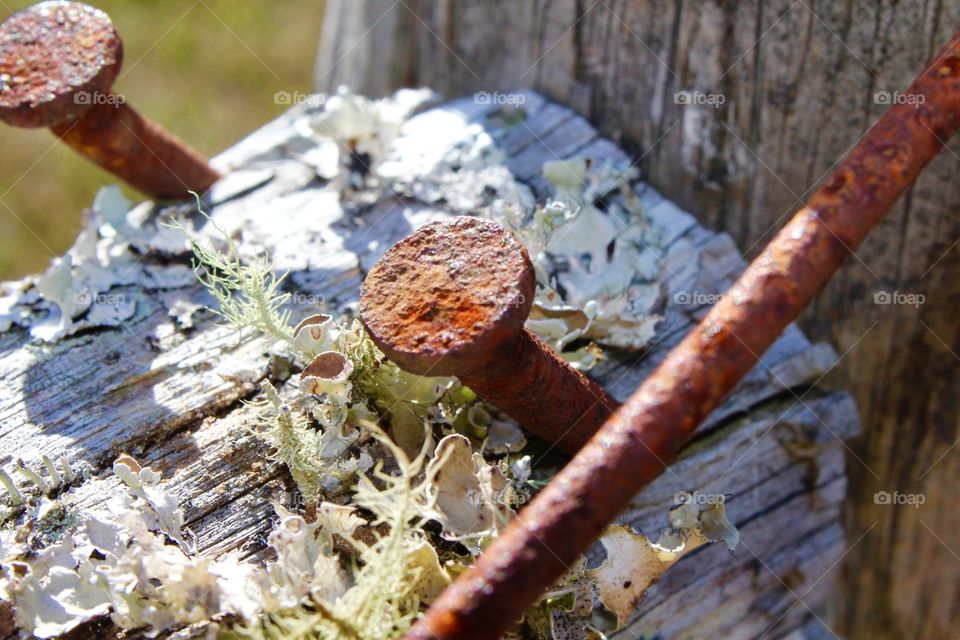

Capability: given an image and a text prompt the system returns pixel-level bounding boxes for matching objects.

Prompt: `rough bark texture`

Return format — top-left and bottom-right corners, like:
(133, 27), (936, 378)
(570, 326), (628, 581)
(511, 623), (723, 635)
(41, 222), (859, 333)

(1, 91), (856, 637)
(315, 3), (960, 638)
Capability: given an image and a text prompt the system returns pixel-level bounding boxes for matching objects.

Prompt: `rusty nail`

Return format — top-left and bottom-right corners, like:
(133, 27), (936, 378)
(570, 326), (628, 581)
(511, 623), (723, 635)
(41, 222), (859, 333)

(406, 30), (960, 640)
(360, 216), (621, 455)
(0, 1), (220, 199)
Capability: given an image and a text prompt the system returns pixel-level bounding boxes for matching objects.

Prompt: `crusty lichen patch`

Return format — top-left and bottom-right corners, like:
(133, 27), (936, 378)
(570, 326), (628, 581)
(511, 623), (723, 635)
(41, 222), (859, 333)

(0, 185), (148, 342)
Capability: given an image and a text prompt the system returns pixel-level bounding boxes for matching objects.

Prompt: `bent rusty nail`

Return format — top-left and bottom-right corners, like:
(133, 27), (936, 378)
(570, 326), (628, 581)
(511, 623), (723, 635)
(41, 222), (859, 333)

(406, 30), (960, 640)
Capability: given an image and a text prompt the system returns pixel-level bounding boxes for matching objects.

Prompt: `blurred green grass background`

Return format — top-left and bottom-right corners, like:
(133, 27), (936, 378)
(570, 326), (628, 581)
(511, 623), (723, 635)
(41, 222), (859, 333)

(0, 0), (324, 278)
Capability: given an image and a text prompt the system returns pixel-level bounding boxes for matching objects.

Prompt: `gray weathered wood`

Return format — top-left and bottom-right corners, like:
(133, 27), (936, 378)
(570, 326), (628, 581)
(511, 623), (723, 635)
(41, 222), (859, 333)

(314, 4), (960, 637)
(0, 92), (857, 638)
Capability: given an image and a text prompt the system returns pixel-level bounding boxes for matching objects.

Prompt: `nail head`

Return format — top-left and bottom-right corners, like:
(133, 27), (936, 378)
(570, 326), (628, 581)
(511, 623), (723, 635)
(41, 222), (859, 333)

(0, 1), (122, 127)
(360, 217), (535, 376)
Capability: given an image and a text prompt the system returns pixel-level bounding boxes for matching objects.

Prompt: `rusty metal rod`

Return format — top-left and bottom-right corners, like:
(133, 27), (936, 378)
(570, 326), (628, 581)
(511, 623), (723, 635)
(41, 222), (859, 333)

(406, 30), (960, 640)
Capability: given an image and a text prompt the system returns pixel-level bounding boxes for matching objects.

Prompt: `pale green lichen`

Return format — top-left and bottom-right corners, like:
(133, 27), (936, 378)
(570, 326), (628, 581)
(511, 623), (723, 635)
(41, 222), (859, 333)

(170, 207), (293, 345)
(0, 456), (236, 638)
(31, 501), (79, 548)
(174, 209), (490, 510)
(1, 218), (710, 640)
(519, 499), (741, 639)
(305, 86), (415, 194)
(0, 96), (719, 640)
(0, 457), (91, 527)
(32, 256), (88, 341)
(15, 459), (50, 496)
(171, 202), (613, 639)
(250, 380), (372, 501)
(2, 453), (439, 639)
(424, 434), (517, 553)
(589, 499), (739, 629)
(488, 156), (664, 355)
(235, 427), (451, 640)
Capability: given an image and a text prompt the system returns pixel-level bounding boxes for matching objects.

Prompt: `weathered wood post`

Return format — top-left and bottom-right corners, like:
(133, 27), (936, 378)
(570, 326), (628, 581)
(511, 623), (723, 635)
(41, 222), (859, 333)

(316, 3), (960, 637)
(0, 87), (857, 637)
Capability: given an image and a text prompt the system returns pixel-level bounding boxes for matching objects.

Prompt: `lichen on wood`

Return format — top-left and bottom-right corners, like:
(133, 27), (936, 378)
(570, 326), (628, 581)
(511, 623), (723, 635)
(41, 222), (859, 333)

(0, 88), (858, 639)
